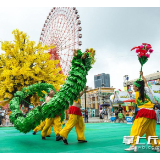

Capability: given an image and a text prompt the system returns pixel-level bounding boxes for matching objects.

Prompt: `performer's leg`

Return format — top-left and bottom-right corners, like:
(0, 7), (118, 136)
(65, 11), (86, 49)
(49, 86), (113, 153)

(60, 114), (77, 139)
(53, 116), (62, 136)
(41, 118), (53, 138)
(33, 125), (40, 133)
(52, 116), (63, 141)
(145, 119), (160, 147)
(75, 115), (86, 141)
(46, 126), (52, 137)
(130, 117), (150, 146)
(33, 120), (45, 134)
(125, 117), (150, 151)
(39, 120), (46, 131)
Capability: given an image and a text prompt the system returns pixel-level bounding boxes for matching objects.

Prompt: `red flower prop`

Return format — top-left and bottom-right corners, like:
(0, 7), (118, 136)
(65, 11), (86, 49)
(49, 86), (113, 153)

(131, 43), (154, 78)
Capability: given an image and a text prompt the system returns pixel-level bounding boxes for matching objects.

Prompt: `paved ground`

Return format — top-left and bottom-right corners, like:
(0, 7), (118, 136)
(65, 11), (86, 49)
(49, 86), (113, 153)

(83, 117), (123, 123)
(0, 122), (160, 153)
(0, 117), (119, 127)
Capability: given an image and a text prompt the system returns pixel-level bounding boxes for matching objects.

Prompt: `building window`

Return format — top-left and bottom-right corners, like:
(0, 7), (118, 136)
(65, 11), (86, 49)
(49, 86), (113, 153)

(92, 97), (95, 101)
(97, 76), (100, 79)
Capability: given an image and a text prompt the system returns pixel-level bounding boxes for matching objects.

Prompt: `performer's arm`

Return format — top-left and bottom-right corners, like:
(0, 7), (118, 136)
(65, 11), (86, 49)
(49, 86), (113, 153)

(140, 72), (156, 103)
(45, 96), (48, 103)
(140, 71), (148, 87)
(73, 49), (88, 59)
(80, 109), (85, 112)
(79, 86), (88, 97)
(80, 109), (87, 112)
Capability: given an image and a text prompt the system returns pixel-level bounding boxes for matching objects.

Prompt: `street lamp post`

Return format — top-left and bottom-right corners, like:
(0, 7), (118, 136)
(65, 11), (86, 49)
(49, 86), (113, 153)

(85, 89), (87, 123)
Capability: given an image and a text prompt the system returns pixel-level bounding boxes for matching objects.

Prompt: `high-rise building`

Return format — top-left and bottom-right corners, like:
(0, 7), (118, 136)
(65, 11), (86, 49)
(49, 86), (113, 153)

(94, 73), (110, 88)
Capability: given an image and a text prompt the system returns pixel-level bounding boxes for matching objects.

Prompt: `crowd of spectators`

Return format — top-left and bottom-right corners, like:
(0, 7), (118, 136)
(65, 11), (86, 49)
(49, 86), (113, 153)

(1, 101), (160, 127)
(0, 108), (12, 126)
(109, 101), (160, 124)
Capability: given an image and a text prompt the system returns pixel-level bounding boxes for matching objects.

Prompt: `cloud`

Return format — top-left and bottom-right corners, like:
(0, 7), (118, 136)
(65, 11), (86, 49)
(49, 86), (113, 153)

(0, 7), (52, 42)
(78, 7), (160, 90)
(1, 7), (160, 91)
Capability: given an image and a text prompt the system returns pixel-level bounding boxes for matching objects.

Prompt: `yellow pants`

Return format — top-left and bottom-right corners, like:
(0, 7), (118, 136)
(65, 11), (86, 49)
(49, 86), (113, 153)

(130, 117), (160, 147)
(33, 120), (46, 132)
(33, 120), (52, 136)
(60, 114), (85, 140)
(41, 116), (62, 137)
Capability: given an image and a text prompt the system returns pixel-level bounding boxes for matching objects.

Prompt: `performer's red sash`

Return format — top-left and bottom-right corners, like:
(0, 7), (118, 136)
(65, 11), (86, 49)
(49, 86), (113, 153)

(69, 106), (82, 116)
(135, 108), (157, 120)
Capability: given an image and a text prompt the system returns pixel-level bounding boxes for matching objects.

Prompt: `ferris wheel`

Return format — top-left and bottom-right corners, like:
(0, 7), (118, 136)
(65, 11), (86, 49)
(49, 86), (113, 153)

(40, 7), (82, 76)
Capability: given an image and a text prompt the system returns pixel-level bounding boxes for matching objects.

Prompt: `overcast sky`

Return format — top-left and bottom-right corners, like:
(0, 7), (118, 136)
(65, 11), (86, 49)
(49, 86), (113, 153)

(0, 7), (160, 90)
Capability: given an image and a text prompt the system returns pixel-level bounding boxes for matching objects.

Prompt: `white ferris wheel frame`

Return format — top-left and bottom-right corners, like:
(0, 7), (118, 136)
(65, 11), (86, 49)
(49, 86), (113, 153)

(40, 7), (82, 77)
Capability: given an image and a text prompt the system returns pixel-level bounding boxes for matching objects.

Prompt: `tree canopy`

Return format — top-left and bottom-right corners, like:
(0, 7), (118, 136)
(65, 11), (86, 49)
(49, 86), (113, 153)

(0, 29), (66, 106)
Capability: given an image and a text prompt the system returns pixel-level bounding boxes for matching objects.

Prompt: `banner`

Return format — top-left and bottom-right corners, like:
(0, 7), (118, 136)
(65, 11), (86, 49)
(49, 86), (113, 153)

(149, 85), (160, 103)
(148, 80), (156, 86)
(126, 116), (134, 124)
(114, 91), (130, 102)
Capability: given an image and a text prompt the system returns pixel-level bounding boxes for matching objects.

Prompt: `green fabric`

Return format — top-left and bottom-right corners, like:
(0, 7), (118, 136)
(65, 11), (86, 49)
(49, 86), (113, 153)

(137, 97), (150, 106)
(133, 78), (142, 88)
(138, 56), (148, 79)
(136, 93), (151, 107)
(39, 98), (44, 102)
(9, 50), (93, 133)
(133, 81), (141, 88)
(1, 123), (160, 153)
(47, 88), (53, 93)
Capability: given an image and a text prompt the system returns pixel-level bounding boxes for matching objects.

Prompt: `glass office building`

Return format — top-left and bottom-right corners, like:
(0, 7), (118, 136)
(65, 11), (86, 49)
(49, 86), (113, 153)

(94, 73), (110, 88)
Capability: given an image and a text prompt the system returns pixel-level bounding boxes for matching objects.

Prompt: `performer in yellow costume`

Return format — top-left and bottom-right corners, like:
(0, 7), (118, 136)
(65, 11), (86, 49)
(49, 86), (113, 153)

(33, 120), (52, 136)
(32, 99), (52, 136)
(125, 72), (160, 152)
(41, 88), (62, 141)
(60, 86), (88, 145)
